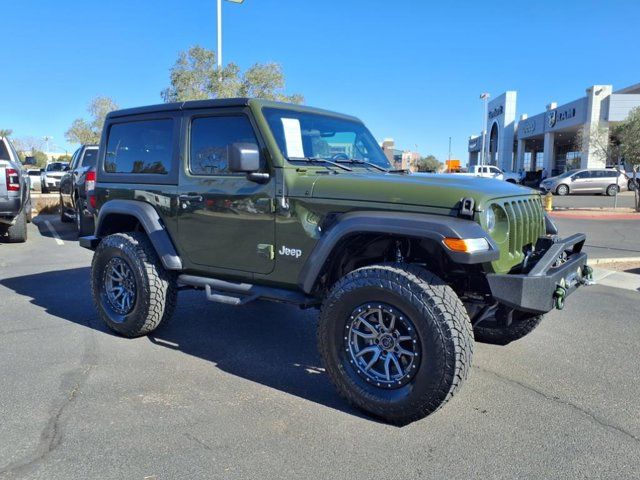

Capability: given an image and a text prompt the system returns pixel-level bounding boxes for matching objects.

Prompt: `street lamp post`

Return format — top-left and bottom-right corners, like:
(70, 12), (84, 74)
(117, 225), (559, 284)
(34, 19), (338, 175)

(479, 93), (490, 166)
(217, 0), (245, 69)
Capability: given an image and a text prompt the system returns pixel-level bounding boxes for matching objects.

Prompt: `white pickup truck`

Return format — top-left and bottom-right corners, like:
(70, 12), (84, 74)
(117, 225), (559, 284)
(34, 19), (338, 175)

(457, 165), (521, 183)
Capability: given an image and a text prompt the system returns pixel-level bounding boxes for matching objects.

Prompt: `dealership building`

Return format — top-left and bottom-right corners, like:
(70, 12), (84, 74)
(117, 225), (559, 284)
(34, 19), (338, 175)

(468, 83), (640, 175)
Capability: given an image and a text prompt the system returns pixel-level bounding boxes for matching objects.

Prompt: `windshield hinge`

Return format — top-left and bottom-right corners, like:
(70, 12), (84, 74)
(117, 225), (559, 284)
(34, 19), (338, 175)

(459, 197), (475, 218)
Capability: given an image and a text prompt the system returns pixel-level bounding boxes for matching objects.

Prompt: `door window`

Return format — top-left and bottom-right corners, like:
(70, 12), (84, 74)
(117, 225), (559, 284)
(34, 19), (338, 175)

(573, 171), (589, 180)
(189, 115), (259, 176)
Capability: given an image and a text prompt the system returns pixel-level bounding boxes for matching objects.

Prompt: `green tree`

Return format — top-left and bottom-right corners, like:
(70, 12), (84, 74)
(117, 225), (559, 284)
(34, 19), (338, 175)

(615, 107), (640, 211)
(66, 96), (119, 145)
(55, 154), (72, 163)
(0, 129), (13, 138)
(161, 45), (303, 104)
(30, 150), (49, 169)
(416, 155), (442, 172)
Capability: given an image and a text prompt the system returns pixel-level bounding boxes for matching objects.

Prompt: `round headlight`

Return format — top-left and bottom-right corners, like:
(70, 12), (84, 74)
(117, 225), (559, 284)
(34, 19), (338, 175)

(486, 207), (496, 232)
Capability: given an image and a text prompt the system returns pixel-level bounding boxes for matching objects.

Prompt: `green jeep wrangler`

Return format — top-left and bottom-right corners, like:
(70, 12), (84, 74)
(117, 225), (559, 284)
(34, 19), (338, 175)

(80, 98), (591, 425)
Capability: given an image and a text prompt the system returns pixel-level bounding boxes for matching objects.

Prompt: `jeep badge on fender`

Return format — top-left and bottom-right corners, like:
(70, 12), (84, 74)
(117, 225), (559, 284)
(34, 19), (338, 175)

(279, 245), (302, 258)
(79, 98), (590, 426)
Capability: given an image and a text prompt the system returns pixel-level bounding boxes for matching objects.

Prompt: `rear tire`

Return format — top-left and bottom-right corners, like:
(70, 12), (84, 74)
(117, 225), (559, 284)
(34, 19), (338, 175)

(606, 184), (619, 196)
(318, 263), (474, 425)
(4, 210), (28, 243)
(60, 196), (73, 223)
(91, 232), (177, 338)
(473, 312), (543, 345)
(555, 184), (569, 196)
(628, 179), (638, 192)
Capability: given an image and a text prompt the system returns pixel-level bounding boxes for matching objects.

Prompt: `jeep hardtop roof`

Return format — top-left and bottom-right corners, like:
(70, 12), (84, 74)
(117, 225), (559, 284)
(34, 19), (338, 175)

(107, 98), (361, 123)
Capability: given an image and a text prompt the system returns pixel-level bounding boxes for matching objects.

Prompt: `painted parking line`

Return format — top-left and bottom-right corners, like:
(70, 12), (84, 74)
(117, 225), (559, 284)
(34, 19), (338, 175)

(44, 220), (64, 246)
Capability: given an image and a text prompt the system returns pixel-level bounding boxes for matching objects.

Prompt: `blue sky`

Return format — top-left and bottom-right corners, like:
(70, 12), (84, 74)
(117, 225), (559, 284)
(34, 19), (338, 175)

(2, 0), (639, 161)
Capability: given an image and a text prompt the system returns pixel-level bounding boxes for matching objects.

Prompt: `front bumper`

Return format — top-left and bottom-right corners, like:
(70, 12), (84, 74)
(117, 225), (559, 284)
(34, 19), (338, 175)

(486, 234), (589, 314)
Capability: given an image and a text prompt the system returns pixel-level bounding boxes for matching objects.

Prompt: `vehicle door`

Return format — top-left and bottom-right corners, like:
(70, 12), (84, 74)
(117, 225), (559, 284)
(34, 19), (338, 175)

(570, 170), (593, 192)
(488, 166), (503, 179)
(177, 108), (276, 275)
(60, 148), (81, 212)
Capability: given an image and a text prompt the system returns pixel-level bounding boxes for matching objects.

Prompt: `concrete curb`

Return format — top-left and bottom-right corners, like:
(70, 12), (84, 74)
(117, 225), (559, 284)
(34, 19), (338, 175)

(592, 267), (640, 292)
(589, 257), (640, 265)
(550, 211), (639, 220)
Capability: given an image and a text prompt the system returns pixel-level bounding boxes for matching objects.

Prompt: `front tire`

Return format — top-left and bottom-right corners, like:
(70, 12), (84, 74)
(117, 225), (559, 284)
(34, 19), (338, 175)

(318, 264), (474, 425)
(473, 311), (543, 345)
(556, 184), (569, 196)
(91, 232), (177, 337)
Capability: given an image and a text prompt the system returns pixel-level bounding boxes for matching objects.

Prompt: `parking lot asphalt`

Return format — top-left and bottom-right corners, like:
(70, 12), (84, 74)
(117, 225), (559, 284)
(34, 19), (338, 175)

(1, 216), (639, 479)
(554, 215), (640, 259)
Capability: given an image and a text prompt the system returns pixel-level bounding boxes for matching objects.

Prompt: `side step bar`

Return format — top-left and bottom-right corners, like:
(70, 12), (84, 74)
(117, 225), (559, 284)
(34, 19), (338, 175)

(177, 274), (318, 307)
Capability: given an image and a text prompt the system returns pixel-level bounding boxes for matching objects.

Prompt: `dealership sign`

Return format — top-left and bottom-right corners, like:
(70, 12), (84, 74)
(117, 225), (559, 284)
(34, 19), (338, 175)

(547, 107), (577, 128)
(488, 105), (504, 119)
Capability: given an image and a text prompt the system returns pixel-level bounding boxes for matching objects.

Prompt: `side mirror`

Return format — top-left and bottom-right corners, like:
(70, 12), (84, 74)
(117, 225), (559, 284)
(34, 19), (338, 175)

(228, 143), (260, 173)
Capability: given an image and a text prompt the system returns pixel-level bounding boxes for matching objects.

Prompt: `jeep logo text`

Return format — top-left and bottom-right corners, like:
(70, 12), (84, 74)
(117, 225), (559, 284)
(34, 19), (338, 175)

(279, 245), (302, 258)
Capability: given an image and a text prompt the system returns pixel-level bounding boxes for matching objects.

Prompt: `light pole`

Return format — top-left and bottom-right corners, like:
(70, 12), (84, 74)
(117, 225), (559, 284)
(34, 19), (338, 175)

(43, 136), (53, 156)
(217, 0), (245, 69)
(479, 93), (490, 165)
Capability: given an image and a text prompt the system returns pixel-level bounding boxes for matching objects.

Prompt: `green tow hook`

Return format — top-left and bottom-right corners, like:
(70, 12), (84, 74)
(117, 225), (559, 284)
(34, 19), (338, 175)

(554, 285), (567, 310)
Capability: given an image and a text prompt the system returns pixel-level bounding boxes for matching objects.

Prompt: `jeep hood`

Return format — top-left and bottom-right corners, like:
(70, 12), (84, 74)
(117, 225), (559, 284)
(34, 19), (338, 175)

(307, 172), (536, 209)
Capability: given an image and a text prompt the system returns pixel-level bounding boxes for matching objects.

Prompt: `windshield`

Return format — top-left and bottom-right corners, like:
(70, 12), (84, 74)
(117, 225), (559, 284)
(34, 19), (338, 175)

(46, 162), (67, 172)
(263, 108), (391, 169)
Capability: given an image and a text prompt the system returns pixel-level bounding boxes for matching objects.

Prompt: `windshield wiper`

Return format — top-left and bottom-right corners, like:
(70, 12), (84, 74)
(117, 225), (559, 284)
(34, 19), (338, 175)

(336, 158), (389, 173)
(288, 156), (353, 171)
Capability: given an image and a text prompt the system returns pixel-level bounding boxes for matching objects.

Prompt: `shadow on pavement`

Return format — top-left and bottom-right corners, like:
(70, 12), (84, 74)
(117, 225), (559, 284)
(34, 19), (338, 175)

(31, 214), (79, 242)
(0, 266), (364, 420)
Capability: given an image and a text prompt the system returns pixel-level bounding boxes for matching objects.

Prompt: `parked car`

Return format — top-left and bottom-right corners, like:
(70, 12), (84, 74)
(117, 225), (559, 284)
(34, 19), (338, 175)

(539, 168), (628, 196)
(79, 98), (590, 425)
(0, 136), (32, 242)
(26, 169), (42, 191)
(59, 145), (99, 235)
(456, 165), (521, 183)
(41, 161), (69, 193)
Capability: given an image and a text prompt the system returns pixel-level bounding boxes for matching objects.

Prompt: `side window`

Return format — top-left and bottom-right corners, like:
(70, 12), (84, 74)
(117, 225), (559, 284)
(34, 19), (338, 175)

(82, 149), (99, 168)
(490, 167), (500, 174)
(574, 171), (588, 179)
(104, 119), (173, 174)
(189, 115), (259, 176)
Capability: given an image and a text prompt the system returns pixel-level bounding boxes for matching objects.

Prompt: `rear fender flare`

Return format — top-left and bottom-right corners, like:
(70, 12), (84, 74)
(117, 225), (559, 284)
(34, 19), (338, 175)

(95, 199), (182, 270)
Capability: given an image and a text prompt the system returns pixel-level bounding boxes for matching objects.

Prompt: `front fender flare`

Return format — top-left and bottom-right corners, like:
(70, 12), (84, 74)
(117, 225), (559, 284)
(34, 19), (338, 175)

(95, 199), (182, 270)
(297, 211), (498, 293)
